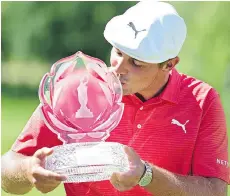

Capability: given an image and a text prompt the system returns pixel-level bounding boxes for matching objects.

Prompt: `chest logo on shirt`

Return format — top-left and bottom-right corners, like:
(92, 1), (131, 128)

(171, 119), (189, 134)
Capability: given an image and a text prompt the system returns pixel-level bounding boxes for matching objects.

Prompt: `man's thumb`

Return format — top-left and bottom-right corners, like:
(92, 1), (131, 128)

(34, 147), (53, 159)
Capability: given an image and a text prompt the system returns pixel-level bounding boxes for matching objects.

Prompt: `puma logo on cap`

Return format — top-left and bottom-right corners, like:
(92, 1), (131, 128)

(127, 22), (146, 39)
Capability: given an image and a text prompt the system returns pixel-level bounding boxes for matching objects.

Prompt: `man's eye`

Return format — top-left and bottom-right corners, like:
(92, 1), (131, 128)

(116, 51), (122, 56)
(113, 49), (122, 56)
(132, 60), (143, 68)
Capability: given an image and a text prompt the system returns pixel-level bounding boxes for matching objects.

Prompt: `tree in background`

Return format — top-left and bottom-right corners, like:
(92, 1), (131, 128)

(2, 2), (135, 63)
(1, 2), (230, 100)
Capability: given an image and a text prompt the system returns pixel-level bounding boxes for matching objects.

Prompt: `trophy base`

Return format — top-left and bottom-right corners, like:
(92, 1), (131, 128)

(56, 165), (126, 183)
(45, 142), (129, 183)
(66, 173), (111, 183)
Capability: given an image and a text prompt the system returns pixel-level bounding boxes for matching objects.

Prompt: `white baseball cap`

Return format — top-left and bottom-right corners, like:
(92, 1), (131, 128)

(104, 1), (187, 63)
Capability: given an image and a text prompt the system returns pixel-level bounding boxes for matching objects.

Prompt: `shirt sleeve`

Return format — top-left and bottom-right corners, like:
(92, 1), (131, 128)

(11, 104), (63, 156)
(192, 90), (229, 184)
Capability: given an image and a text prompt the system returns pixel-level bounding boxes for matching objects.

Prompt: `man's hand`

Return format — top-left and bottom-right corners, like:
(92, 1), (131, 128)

(27, 147), (67, 194)
(110, 146), (145, 191)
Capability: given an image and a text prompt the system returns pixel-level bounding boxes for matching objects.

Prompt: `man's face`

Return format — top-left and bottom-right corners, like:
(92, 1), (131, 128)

(110, 47), (167, 97)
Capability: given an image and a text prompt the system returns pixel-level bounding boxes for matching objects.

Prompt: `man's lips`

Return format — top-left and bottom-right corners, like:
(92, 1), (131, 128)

(119, 79), (127, 84)
(120, 81), (128, 86)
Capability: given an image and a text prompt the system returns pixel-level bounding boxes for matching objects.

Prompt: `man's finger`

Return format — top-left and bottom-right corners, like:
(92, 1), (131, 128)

(124, 146), (140, 163)
(110, 173), (118, 185)
(32, 166), (67, 182)
(35, 182), (60, 194)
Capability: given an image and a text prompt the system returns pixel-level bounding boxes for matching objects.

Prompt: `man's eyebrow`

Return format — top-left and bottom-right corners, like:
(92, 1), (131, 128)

(114, 48), (120, 52)
(132, 58), (147, 65)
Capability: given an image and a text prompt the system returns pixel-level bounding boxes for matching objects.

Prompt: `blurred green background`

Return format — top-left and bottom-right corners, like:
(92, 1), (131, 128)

(1, 1), (229, 196)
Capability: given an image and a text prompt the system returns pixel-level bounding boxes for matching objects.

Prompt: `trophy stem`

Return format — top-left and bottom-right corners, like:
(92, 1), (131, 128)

(75, 106), (93, 118)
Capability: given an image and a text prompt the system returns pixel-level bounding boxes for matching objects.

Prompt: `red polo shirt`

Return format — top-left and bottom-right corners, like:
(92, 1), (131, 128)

(12, 68), (229, 195)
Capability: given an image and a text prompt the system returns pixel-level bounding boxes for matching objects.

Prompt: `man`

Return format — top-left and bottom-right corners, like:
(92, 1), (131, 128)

(1, 1), (229, 196)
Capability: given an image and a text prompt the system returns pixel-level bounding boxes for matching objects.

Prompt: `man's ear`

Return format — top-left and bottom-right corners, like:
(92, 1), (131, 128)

(162, 56), (180, 71)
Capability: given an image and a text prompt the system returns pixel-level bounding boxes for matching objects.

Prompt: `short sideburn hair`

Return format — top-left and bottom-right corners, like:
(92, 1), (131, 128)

(158, 60), (169, 68)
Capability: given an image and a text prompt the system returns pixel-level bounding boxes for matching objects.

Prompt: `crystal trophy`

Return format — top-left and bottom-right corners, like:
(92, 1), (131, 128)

(39, 51), (128, 183)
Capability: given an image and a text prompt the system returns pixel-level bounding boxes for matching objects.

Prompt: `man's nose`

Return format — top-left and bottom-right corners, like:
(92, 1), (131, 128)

(113, 59), (128, 75)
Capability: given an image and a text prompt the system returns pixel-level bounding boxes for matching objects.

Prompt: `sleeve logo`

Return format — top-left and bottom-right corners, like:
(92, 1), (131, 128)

(217, 158), (229, 168)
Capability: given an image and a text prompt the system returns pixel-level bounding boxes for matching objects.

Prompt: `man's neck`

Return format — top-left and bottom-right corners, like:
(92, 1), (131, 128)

(136, 74), (170, 102)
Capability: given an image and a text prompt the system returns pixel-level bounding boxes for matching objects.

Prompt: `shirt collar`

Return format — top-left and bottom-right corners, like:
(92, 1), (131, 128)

(122, 68), (181, 104)
(159, 68), (181, 104)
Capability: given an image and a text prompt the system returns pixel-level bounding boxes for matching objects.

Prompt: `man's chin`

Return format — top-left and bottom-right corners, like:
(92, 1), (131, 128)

(121, 87), (132, 96)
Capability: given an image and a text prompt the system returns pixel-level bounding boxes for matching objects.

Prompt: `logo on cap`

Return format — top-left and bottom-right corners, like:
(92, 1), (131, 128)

(127, 22), (146, 39)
